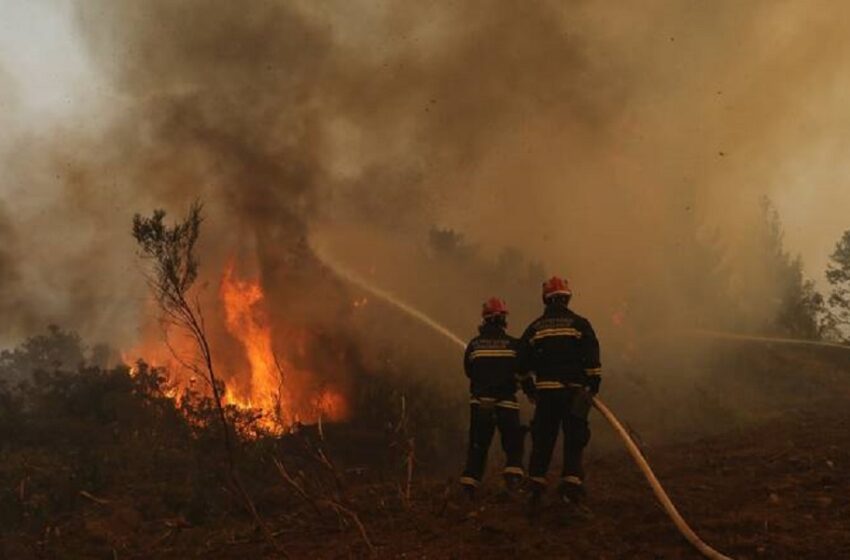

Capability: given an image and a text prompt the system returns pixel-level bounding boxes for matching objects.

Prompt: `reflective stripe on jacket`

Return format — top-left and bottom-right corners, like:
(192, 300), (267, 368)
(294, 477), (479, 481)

(519, 304), (601, 388)
(464, 323), (522, 400)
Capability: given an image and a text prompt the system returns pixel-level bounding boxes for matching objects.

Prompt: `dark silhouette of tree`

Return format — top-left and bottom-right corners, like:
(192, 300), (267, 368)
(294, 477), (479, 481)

(824, 230), (850, 342)
(132, 202), (281, 552)
(0, 325), (85, 386)
(428, 227), (476, 261)
(758, 198), (824, 339)
(131, 204), (226, 444)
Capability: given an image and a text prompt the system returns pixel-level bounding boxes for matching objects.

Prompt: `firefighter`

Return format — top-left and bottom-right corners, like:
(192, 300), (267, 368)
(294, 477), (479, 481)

(460, 297), (526, 498)
(520, 276), (602, 513)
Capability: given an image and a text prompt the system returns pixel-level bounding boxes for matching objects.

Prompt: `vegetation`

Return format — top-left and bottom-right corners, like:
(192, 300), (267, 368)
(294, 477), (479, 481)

(0, 325), (464, 557)
(756, 198), (826, 339)
(824, 230), (850, 342)
(426, 200), (828, 341)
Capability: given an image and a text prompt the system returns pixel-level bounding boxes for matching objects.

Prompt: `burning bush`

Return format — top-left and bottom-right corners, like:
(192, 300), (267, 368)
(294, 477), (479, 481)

(0, 323), (468, 556)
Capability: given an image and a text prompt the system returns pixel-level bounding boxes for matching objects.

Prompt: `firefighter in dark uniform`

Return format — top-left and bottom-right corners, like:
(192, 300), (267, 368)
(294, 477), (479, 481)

(460, 297), (526, 497)
(520, 276), (602, 511)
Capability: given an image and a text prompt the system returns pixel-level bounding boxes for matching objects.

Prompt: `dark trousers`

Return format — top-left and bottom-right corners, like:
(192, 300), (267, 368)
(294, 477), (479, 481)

(528, 388), (591, 485)
(462, 401), (524, 484)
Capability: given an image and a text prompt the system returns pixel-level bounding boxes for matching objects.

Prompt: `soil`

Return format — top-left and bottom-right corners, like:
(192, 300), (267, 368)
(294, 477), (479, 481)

(314, 400), (850, 560)
(4, 341), (850, 559)
(5, 395), (848, 560)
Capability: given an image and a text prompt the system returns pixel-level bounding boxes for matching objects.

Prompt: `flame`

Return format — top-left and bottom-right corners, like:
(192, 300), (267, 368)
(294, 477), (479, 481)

(122, 258), (349, 434)
(220, 264), (286, 427)
(220, 261), (348, 430)
(121, 307), (198, 381)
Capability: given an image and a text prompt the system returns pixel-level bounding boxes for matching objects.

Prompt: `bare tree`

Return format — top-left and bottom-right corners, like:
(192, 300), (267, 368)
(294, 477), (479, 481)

(132, 202), (283, 554)
(131, 203), (233, 456)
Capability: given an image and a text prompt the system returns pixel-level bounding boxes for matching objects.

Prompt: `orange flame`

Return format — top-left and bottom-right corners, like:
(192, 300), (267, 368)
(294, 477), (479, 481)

(220, 263), (289, 428)
(220, 262), (348, 430)
(123, 259), (349, 434)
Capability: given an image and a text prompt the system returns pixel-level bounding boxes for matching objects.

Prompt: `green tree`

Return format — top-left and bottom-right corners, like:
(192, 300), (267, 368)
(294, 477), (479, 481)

(776, 259), (825, 340)
(825, 230), (850, 342)
(758, 198), (824, 339)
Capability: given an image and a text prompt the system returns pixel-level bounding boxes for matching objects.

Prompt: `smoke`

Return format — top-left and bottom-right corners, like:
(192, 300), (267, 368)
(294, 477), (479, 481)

(2, 1), (849, 383)
(0, 202), (28, 337)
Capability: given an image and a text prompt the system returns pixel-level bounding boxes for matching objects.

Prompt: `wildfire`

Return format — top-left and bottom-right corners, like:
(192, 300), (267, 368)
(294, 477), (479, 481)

(220, 263), (348, 429)
(123, 259), (349, 434)
(220, 264), (289, 428)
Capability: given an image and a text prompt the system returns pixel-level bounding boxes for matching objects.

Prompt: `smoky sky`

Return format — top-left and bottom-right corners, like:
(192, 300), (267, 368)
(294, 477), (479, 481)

(1, 1), (849, 350)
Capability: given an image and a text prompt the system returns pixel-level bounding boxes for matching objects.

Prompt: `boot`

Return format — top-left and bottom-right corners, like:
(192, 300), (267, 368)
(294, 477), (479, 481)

(462, 483), (477, 502)
(527, 484), (543, 519)
(496, 473), (522, 502)
(558, 479), (592, 519)
(504, 473), (522, 492)
(558, 479), (585, 504)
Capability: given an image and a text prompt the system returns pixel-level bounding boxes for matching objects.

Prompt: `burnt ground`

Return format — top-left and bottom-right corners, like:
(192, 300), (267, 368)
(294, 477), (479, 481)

(281, 400), (850, 560)
(5, 395), (849, 560)
(2, 342), (850, 559)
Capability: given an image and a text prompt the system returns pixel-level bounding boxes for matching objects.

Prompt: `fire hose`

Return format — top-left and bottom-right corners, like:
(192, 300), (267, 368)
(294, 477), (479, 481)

(591, 397), (732, 560)
(454, 335), (734, 559)
(312, 246), (735, 560)
(445, 334), (734, 560)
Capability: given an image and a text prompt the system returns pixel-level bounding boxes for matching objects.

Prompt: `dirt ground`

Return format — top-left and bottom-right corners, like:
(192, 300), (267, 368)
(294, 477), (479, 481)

(3, 340), (849, 559)
(311, 400), (850, 560)
(6, 394), (848, 560)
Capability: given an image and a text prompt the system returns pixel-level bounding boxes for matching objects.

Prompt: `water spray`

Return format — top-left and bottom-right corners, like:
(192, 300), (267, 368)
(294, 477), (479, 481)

(313, 240), (733, 560)
(692, 329), (850, 352)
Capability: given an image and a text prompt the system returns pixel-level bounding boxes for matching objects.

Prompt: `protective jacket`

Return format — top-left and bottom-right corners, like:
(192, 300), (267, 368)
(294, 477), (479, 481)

(461, 322), (525, 487)
(463, 323), (521, 402)
(519, 304), (601, 389)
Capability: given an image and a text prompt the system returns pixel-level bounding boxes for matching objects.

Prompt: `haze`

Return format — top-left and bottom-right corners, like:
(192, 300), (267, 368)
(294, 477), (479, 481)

(2, 0), (850, 349)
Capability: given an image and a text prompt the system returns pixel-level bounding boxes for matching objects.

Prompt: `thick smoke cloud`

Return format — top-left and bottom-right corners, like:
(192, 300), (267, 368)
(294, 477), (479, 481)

(2, 1), (848, 361)
(0, 202), (28, 335)
(64, 0), (620, 341)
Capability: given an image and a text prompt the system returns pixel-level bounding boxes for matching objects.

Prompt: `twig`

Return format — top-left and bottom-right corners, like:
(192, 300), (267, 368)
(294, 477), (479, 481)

(274, 457), (323, 516)
(79, 490), (110, 505)
(228, 472), (285, 557)
(436, 480), (453, 516)
(323, 500), (376, 556)
(148, 529), (177, 550)
(318, 412), (324, 441)
(316, 447), (345, 493)
(274, 454), (374, 556)
(405, 437), (415, 502)
(18, 477), (27, 502)
(397, 483), (409, 510)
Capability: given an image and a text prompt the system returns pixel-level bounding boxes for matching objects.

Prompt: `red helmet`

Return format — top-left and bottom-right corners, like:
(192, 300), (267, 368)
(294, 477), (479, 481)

(542, 276), (572, 301)
(482, 297), (509, 319)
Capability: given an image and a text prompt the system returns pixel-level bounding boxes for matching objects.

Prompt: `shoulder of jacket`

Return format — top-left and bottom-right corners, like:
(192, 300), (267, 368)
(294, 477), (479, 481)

(572, 312), (595, 329)
(529, 314), (547, 327)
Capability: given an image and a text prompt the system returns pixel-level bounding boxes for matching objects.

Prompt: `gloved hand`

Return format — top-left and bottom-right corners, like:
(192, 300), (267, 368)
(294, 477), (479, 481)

(586, 373), (602, 396)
